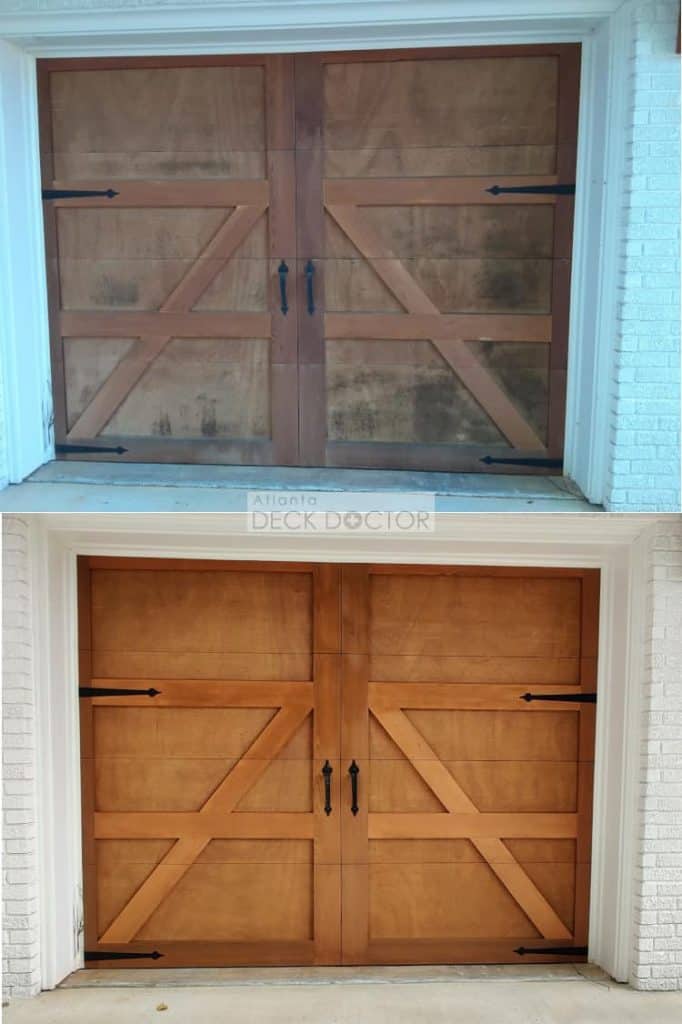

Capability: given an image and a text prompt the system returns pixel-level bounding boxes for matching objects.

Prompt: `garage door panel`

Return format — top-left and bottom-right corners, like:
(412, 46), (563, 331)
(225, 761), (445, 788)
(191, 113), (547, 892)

(369, 861), (540, 940)
(371, 710), (578, 761)
(234, 761), (313, 813)
(369, 576), (582, 659)
(322, 56), (558, 153)
(79, 560), (596, 967)
(93, 707), (278, 757)
(369, 655), (581, 686)
(371, 838), (576, 866)
(196, 839), (313, 864)
(324, 144), (557, 179)
(341, 564), (598, 964)
(297, 47), (578, 468)
(90, 569), (313, 667)
(137, 861), (314, 942)
(58, 213), (269, 317)
(50, 65), (267, 181)
(368, 761), (578, 814)
(324, 207), (555, 261)
(324, 257), (552, 316)
(91, 651), (313, 681)
(92, 758), (239, 813)
(79, 558), (341, 966)
(43, 47), (578, 471)
(43, 56), (298, 465)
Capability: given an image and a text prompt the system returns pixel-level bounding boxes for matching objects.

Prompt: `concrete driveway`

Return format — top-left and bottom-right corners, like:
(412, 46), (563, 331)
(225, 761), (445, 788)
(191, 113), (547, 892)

(4, 969), (682, 1024)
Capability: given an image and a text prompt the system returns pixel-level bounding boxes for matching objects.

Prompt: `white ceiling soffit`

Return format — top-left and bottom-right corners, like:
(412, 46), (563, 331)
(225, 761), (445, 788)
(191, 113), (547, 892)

(0, 0), (625, 55)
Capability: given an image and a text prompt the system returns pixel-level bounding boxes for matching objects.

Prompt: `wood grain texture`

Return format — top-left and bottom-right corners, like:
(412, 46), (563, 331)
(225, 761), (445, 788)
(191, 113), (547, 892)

(340, 564), (596, 964)
(81, 559), (342, 965)
(326, 205), (545, 451)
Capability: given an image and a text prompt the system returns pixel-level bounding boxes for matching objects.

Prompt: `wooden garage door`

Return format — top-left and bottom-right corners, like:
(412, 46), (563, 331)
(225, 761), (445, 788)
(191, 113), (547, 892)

(340, 566), (598, 965)
(78, 559), (597, 967)
(42, 46), (579, 473)
(40, 57), (298, 465)
(78, 558), (341, 966)
(298, 47), (579, 472)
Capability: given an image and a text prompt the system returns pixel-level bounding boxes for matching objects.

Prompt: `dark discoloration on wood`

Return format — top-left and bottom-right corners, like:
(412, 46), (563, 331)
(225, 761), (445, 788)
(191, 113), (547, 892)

(470, 341), (549, 445)
(42, 45), (579, 470)
(326, 340), (503, 445)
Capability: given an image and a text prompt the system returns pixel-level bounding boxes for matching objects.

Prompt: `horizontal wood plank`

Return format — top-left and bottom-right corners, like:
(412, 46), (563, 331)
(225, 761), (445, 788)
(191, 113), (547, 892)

(85, 940), (315, 969)
(369, 684), (585, 711)
(95, 812), (315, 840)
(369, 813), (578, 840)
(48, 180), (269, 207)
(326, 313), (552, 343)
(60, 312), (271, 339)
(85, 680), (313, 707)
(325, 177), (560, 207)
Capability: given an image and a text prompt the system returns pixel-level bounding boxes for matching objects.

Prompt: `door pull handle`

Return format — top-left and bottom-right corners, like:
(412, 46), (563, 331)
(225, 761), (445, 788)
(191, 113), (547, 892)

(304, 259), (315, 315)
(322, 760), (333, 816)
(348, 760), (360, 816)
(278, 260), (289, 315)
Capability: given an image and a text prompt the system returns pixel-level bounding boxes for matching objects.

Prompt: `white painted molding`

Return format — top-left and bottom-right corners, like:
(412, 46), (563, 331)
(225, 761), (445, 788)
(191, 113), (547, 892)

(32, 521), (82, 988)
(29, 510), (669, 988)
(33, 511), (658, 551)
(0, 41), (53, 484)
(1, 2), (624, 55)
(563, 2), (631, 504)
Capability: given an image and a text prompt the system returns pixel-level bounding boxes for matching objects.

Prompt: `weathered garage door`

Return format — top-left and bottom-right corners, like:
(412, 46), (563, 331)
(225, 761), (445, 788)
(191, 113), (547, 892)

(42, 46), (579, 473)
(79, 559), (597, 967)
(40, 57), (298, 465)
(298, 47), (579, 472)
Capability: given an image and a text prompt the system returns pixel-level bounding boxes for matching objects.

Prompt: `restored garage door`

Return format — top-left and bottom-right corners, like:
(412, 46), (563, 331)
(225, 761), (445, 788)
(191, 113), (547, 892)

(79, 559), (342, 966)
(78, 559), (598, 966)
(42, 45), (579, 473)
(339, 565), (598, 965)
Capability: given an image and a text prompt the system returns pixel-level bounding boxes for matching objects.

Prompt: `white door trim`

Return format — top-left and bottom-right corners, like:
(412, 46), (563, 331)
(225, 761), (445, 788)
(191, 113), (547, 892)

(0, 0), (633, 503)
(29, 511), (658, 988)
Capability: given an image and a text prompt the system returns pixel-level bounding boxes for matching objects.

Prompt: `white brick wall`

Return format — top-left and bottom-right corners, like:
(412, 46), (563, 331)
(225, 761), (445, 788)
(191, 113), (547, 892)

(606, 0), (681, 512)
(1, 515), (40, 998)
(631, 517), (682, 990)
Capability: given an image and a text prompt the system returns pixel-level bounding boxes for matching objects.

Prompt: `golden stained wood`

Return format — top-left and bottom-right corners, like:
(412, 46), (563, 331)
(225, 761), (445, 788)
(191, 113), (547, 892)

(79, 561), (596, 964)
(80, 557), (341, 965)
(339, 564), (598, 964)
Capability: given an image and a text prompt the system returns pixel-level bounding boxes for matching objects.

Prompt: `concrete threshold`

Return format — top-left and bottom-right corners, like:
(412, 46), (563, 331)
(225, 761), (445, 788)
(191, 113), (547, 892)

(7, 968), (681, 1024)
(0, 462), (599, 513)
(60, 963), (607, 989)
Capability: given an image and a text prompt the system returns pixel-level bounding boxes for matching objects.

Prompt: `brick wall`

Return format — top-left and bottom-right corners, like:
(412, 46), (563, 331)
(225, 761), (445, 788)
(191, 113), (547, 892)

(606, 0), (681, 512)
(631, 517), (682, 990)
(1, 516), (40, 998)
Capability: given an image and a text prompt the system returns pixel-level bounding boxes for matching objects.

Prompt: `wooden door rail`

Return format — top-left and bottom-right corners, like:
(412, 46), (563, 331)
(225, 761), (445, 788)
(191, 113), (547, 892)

(46, 180), (269, 207)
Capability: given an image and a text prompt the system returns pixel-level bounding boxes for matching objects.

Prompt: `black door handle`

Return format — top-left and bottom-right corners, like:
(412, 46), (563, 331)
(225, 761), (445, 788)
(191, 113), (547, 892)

(348, 760), (359, 816)
(278, 260), (289, 315)
(304, 259), (315, 314)
(322, 760), (333, 816)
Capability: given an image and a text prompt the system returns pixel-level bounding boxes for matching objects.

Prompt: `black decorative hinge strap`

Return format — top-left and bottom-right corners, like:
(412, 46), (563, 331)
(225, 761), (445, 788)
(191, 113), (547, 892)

(84, 950), (163, 962)
(56, 443), (128, 455)
(487, 184), (575, 196)
(43, 188), (119, 200)
(521, 692), (597, 704)
(79, 687), (161, 698)
(515, 946), (588, 957)
(481, 455), (563, 469)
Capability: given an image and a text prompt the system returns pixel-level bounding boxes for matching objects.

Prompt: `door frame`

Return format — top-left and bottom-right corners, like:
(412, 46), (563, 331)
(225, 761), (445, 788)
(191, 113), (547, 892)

(27, 511), (657, 988)
(1, 1), (629, 502)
